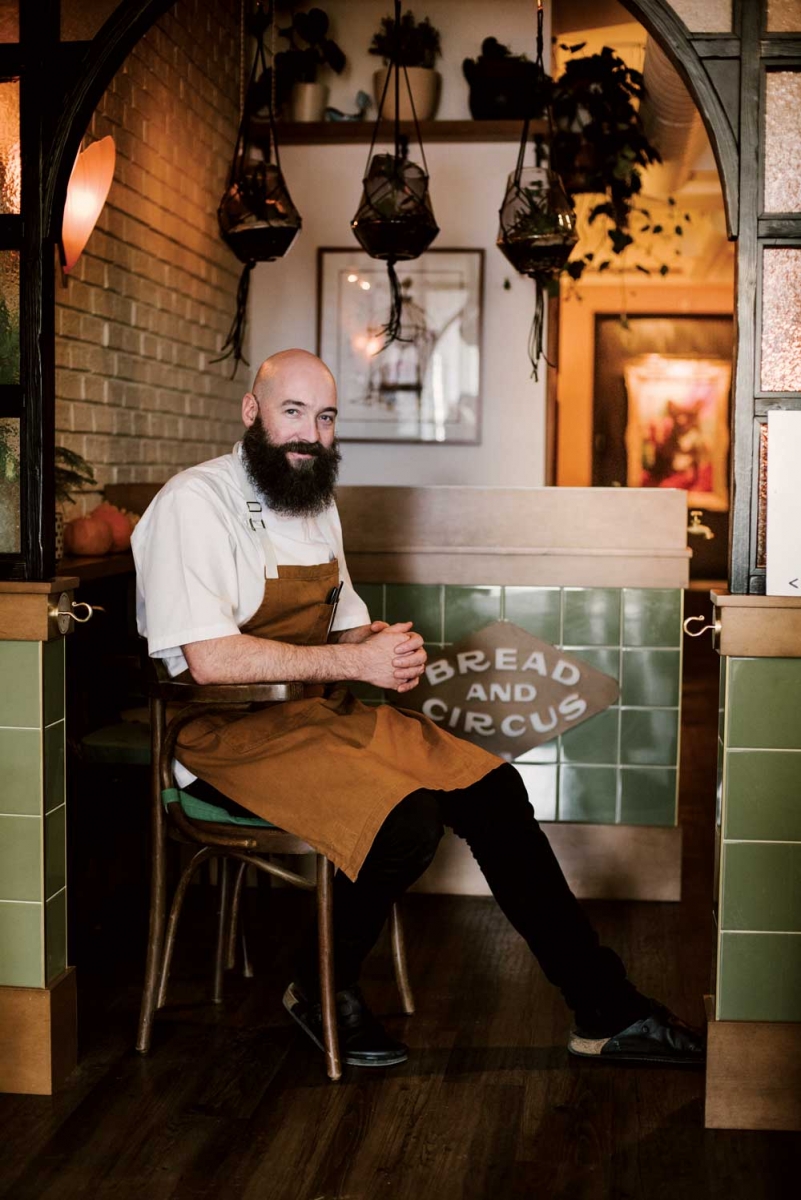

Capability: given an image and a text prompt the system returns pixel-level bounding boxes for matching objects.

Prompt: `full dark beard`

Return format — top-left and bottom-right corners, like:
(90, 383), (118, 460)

(241, 414), (341, 517)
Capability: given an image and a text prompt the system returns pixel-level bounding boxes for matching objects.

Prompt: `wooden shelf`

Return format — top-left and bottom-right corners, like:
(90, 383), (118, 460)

(253, 118), (547, 145)
(57, 551), (134, 584)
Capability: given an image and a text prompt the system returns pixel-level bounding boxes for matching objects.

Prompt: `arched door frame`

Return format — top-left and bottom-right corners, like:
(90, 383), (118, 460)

(17, 1), (761, 586)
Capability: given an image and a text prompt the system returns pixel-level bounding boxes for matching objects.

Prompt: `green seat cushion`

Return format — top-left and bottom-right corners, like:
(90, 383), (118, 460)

(162, 787), (275, 828)
(82, 722), (151, 766)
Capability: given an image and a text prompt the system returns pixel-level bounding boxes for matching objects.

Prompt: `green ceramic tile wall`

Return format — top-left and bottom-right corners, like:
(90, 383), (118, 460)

(720, 843), (801, 932)
(717, 933), (801, 1022)
(0, 728), (41, 815)
(0, 638), (68, 989)
(727, 658), (801, 749)
(0, 641), (41, 727)
(359, 584), (683, 827)
(45, 889), (67, 984)
(716, 655), (801, 1021)
(0, 901), (43, 987)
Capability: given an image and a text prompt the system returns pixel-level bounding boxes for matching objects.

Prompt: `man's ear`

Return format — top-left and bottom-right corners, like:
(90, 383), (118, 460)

(241, 392), (259, 427)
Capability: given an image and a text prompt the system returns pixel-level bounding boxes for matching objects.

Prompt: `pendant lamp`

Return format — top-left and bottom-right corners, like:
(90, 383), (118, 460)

(496, 1), (577, 380)
(351, 0), (438, 348)
(216, 2), (301, 371)
(61, 136), (116, 273)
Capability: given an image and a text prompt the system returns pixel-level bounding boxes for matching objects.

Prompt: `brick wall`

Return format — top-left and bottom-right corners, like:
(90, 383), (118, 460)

(55, 0), (245, 508)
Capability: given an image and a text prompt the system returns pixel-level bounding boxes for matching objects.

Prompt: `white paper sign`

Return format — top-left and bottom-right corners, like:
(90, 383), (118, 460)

(766, 411), (801, 597)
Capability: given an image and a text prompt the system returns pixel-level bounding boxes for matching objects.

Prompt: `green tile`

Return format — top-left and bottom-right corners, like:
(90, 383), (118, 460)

(0, 901), (43, 987)
(503, 588), (561, 643)
(45, 805), (66, 900)
(44, 721), (65, 814)
(354, 583), (384, 624)
(0, 815), (42, 901)
(620, 768), (677, 826)
(0, 641), (41, 728)
(386, 584), (443, 643)
(727, 658), (801, 749)
(725, 750), (801, 841)
(42, 637), (65, 726)
(45, 888), (67, 984)
(560, 708), (619, 764)
(514, 739), (558, 764)
(721, 842), (801, 932)
(621, 650), (681, 707)
(516, 764), (557, 820)
(622, 589), (681, 647)
(718, 933), (801, 1022)
(0, 728), (42, 815)
(558, 766), (617, 823)
(443, 586), (501, 643)
(569, 647), (620, 686)
(718, 659), (727, 743)
(620, 709), (679, 766)
(563, 589), (620, 647)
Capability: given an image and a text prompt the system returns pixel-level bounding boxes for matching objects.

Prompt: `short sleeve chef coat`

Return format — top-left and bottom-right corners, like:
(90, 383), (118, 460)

(132, 445), (370, 677)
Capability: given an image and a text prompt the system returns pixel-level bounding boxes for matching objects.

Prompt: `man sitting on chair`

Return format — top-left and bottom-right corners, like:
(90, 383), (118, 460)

(132, 348), (703, 1069)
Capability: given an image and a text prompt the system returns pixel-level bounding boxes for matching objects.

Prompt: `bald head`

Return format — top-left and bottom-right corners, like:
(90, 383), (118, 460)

(251, 349), (336, 405)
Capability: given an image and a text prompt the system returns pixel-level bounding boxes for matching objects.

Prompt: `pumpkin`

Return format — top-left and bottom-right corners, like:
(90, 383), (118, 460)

(64, 514), (113, 556)
(91, 502), (132, 552)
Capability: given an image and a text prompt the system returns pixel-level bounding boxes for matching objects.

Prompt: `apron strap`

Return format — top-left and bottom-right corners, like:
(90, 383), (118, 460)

(230, 443), (280, 580)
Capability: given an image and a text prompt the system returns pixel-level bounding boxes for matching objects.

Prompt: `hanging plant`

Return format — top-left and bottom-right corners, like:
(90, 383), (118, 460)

(351, 0), (439, 347)
(496, 3), (577, 379)
(550, 44), (661, 280)
(216, 2), (302, 372)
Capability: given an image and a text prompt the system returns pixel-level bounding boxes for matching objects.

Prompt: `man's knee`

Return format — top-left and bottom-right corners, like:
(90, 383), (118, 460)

(372, 789), (444, 874)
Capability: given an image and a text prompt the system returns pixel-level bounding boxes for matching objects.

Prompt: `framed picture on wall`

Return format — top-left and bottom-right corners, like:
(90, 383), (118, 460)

(317, 247), (483, 444)
(623, 353), (731, 511)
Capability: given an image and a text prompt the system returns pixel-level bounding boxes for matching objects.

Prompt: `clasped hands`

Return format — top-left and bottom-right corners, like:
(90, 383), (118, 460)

(361, 620), (427, 694)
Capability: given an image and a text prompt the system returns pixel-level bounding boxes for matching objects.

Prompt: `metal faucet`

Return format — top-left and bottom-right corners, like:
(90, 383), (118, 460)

(688, 509), (714, 540)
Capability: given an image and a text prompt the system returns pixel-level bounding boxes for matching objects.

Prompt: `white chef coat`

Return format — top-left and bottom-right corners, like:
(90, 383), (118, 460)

(132, 444), (370, 677)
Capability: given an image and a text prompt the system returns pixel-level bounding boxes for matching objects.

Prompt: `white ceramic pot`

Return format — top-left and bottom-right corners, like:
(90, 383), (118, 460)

(373, 67), (441, 122)
(290, 82), (329, 122)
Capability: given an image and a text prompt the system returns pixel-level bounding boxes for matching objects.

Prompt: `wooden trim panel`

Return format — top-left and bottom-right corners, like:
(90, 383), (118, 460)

(706, 1014), (801, 1131)
(412, 824), (682, 902)
(0, 969), (76, 1096)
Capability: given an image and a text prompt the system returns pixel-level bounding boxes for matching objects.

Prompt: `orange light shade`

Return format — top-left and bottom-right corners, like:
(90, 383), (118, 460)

(61, 136), (116, 273)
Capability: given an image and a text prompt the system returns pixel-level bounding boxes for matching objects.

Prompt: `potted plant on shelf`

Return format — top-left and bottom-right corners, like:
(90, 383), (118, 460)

(274, 6), (346, 122)
(550, 44), (661, 274)
(368, 9), (442, 122)
(462, 37), (549, 121)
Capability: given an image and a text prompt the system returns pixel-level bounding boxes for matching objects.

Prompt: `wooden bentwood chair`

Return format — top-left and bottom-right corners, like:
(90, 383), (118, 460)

(135, 660), (415, 1081)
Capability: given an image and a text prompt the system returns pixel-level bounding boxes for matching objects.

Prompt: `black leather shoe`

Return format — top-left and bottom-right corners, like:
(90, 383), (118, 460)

(283, 981), (409, 1068)
(568, 1001), (705, 1066)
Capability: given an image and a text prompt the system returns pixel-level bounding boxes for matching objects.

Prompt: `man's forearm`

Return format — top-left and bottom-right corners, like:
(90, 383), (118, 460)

(184, 632), (361, 686)
(329, 624), (372, 645)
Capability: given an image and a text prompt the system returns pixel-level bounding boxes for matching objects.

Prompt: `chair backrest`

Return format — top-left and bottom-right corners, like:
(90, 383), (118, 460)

(139, 639), (303, 849)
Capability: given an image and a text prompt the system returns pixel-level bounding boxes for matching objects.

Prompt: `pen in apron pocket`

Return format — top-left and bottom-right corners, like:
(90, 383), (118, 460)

(325, 581), (344, 640)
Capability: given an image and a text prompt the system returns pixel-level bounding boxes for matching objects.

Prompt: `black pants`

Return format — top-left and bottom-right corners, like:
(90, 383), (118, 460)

(296, 763), (650, 1035)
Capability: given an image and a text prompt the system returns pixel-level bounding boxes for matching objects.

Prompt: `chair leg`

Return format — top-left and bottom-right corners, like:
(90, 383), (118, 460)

(226, 861), (248, 971)
(317, 854), (341, 1082)
(156, 847), (215, 1009)
(212, 857), (233, 1004)
(241, 925), (254, 979)
(137, 699), (168, 1055)
(390, 901), (415, 1015)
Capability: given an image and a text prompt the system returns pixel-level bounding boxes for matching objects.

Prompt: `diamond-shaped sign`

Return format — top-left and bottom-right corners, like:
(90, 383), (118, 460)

(399, 620), (619, 759)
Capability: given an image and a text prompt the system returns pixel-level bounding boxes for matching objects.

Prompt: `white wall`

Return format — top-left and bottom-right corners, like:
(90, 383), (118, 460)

(249, 1), (552, 487)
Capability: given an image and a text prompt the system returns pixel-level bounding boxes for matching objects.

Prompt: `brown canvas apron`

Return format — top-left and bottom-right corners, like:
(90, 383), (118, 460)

(175, 557), (500, 880)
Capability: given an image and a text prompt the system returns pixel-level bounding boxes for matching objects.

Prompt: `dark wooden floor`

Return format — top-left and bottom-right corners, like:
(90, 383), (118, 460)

(2, 635), (799, 1200)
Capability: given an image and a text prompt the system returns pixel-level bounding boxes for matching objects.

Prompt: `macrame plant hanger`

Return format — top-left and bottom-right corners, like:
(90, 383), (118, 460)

(496, 0), (577, 380)
(350, 0), (439, 348)
(216, 1), (301, 372)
